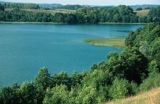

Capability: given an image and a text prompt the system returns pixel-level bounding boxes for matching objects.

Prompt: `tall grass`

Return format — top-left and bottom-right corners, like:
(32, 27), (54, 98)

(106, 87), (160, 104)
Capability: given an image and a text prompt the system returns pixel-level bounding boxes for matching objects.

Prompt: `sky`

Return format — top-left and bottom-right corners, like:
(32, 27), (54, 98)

(2, 0), (160, 5)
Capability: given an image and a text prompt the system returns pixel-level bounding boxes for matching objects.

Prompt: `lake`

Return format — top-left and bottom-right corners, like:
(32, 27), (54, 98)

(0, 23), (143, 87)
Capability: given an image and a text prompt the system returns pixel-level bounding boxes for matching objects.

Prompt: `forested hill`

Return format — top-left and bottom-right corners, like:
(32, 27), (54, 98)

(0, 23), (160, 104)
(0, 2), (160, 23)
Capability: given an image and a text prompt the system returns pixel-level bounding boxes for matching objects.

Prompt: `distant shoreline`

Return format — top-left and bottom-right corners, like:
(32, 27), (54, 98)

(0, 22), (64, 25)
(0, 21), (146, 25)
(99, 22), (147, 25)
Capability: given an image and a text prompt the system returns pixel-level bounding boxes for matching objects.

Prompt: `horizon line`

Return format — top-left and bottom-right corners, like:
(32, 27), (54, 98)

(1, 1), (160, 6)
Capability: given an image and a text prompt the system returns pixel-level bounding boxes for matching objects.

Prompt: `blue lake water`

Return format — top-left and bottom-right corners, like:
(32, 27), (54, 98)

(0, 24), (143, 87)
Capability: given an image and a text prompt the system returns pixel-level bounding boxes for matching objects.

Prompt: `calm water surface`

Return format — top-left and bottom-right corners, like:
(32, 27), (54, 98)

(0, 24), (143, 87)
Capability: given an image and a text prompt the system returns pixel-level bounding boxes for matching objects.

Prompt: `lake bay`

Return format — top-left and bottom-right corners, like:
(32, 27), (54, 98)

(0, 24), (143, 87)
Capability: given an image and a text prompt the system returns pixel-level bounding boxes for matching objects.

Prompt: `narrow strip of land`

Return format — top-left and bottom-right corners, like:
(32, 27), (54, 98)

(84, 38), (125, 48)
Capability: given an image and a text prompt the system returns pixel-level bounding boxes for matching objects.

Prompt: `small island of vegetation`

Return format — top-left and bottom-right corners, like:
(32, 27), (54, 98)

(84, 38), (125, 48)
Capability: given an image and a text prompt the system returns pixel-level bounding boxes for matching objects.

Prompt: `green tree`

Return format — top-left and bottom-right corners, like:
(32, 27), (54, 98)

(0, 4), (4, 11)
(136, 8), (142, 10)
(140, 74), (160, 91)
(77, 85), (100, 104)
(0, 84), (19, 104)
(151, 38), (160, 66)
(107, 48), (148, 83)
(109, 78), (130, 99)
(35, 67), (51, 89)
(148, 60), (159, 76)
(19, 82), (39, 104)
(43, 85), (69, 104)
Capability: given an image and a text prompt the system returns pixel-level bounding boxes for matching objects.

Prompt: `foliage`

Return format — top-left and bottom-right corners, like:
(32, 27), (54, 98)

(35, 67), (51, 89)
(106, 47), (148, 83)
(125, 24), (160, 66)
(43, 85), (69, 104)
(125, 23), (160, 92)
(148, 60), (159, 76)
(0, 4), (4, 11)
(140, 74), (160, 91)
(77, 86), (100, 104)
(148, 6), (160, 22)
(4, 2), (40, 9)
(109, 78), (130, 99)
(136, 8), (143, 10)
(0, 84), (20, 104)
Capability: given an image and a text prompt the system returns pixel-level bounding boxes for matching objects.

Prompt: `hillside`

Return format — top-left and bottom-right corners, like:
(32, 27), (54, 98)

(106, 87), (160, 104)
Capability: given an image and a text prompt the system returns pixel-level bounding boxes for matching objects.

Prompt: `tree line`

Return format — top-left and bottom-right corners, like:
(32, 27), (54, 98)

(0, 23), (160, 104)
(0, 4), (160, 23)
(1, 2), (86, 10)
(1, 2), (40, 9)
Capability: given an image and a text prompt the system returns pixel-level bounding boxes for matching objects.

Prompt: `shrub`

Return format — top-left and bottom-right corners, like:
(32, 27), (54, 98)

(109, 78), (130, 99)
(43, 85), (69, 104)
(140, 74), (160, 91)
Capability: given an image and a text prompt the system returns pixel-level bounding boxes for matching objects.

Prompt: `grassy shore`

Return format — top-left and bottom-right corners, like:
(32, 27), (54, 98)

(106, 87), (160, 104)
(84, 38), (125, 48)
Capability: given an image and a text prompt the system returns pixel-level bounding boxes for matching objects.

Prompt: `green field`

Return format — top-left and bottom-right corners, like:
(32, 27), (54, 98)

(84, 38), (125, 48)
(134, 9), (150, 17)
(6, 8), (76, 14)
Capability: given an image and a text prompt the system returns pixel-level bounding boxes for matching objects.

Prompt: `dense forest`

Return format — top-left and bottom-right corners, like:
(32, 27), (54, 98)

(0, 2), (160, 23)
(0, 23), (160, 104)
